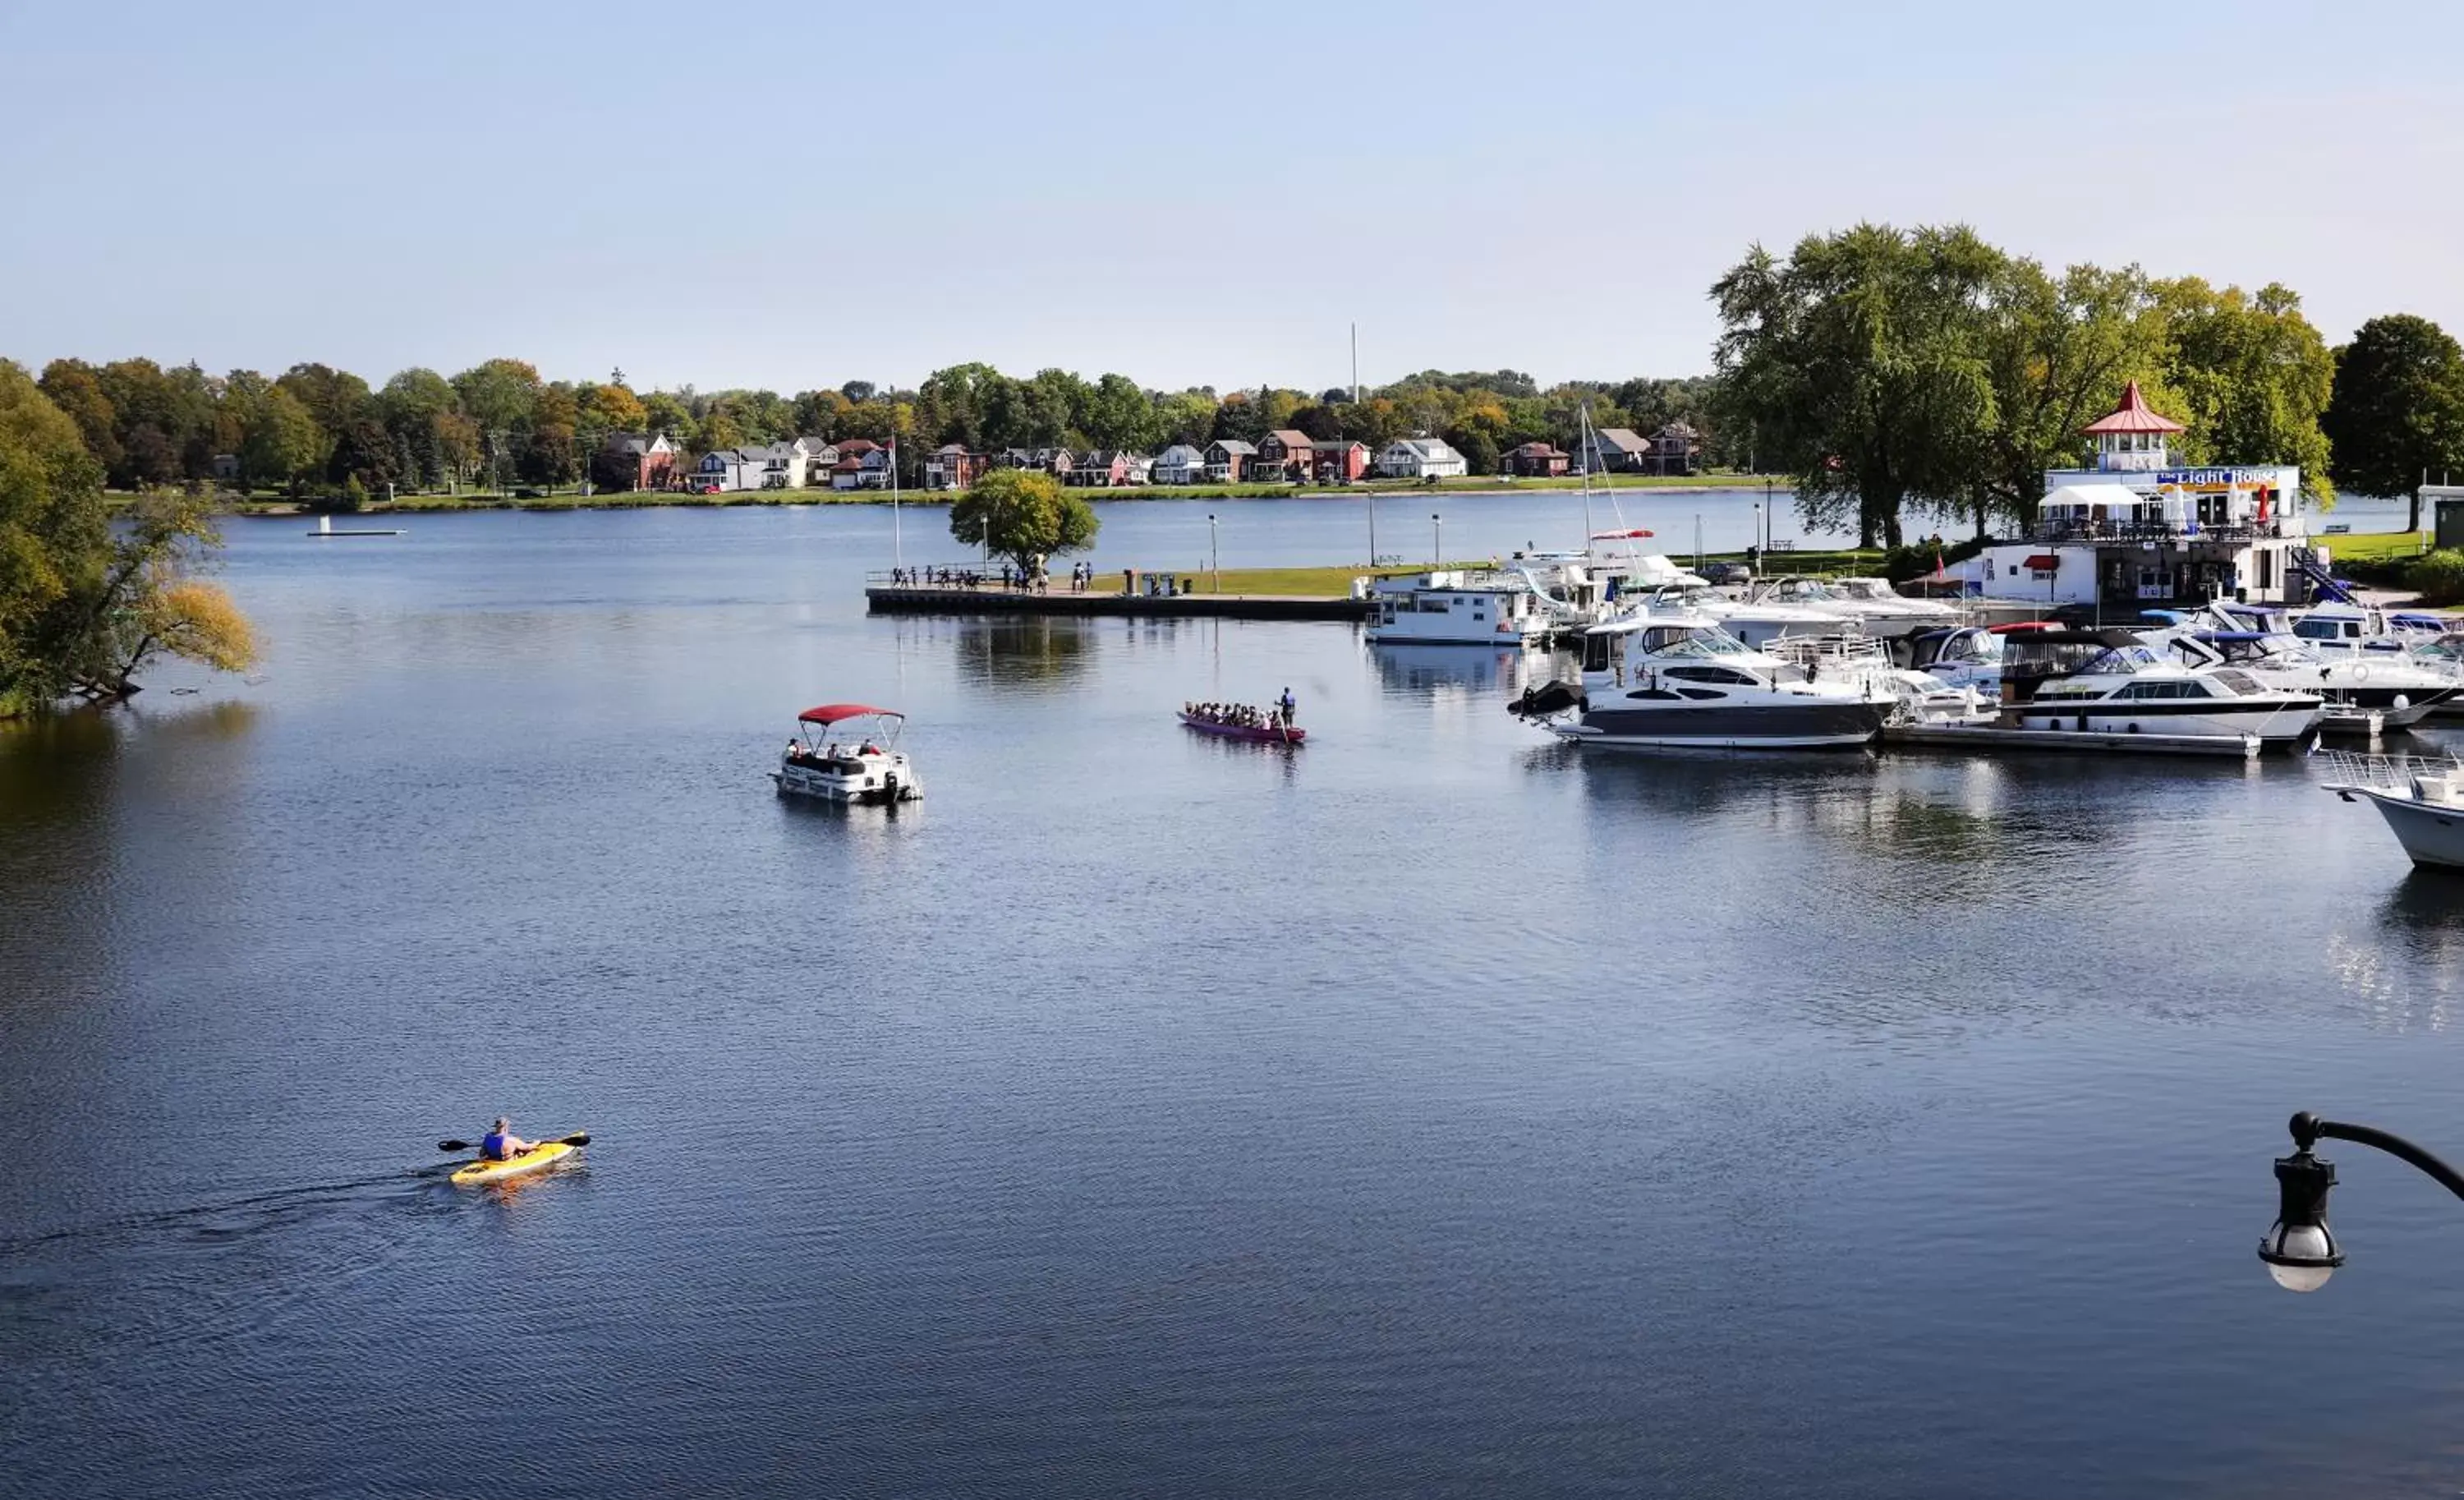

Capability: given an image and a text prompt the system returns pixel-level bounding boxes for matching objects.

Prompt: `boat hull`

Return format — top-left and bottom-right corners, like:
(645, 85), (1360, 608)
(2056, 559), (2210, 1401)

(2357, 789), (2464, 869)
(1558, 698), (1886, 749)
(773, 758), (922, 803)
(2004, 700), (2320, 743)
(1179, 713), (1304, 744)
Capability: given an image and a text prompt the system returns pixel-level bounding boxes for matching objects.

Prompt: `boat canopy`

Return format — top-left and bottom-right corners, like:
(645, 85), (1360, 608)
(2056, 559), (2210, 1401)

(798, 703), (903, 725)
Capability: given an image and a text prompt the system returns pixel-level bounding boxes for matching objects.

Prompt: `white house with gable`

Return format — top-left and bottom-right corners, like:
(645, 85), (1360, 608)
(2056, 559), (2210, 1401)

(1374, 436), (1468, 480)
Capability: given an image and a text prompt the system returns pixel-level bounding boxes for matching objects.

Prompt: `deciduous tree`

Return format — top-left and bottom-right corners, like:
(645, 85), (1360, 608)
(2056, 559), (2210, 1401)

(948, 467), (1099, 576)
(2323, 314), (2464, 529)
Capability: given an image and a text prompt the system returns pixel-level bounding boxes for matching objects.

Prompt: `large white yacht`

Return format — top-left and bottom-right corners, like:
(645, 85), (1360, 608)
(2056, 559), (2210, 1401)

(1749, 576), (1955, 640)
(1997, 633), (2322, 743)
(2145, 627), (2459, 728)
(1508, 618), (1892, 748)
(1633, 583), (1850, 650)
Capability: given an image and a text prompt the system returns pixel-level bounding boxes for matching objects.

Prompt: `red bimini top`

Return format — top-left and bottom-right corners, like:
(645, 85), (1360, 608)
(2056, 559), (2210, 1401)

(798, 703), (903, 725)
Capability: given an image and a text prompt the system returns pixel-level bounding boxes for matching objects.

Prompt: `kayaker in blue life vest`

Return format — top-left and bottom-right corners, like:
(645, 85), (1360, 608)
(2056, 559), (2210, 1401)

(480, 1118), (533, 1162)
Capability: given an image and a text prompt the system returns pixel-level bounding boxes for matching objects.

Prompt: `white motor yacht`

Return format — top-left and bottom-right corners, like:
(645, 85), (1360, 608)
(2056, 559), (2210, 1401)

(2145, 627), (2459, 728)
(773, 703), (924, 804)
(1639, 584), (1854, 650)
(2288, 601), (2457, 657)
(2319, 750), (2464, 870)
(1998, 633), (2321, 743)
(1749, 576), (1951, 641)
(1507, 618), (1890, 748)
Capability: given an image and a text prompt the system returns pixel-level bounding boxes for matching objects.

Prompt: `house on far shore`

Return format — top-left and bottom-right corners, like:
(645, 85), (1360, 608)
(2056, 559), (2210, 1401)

(830, 438), (894, 490)
(995, 447), (1075, 477)
(1374, 436), (1468, 480)
(1069, 449), (1132, 487)
(1575, 426), (1653, 474)
(1311, 439), (1370, 484)
(924, 444), (982, 490)
(1505, 440), (1569, 478)
(1152, 443), (1208, 485)
(1202, 439), (1257, 482)
(1119, 452), (1152, 485)
(1647, 421), (1702, 476)
(595, 431), (677, 492)
(800, 439), (840, 485)
(1257, 429), (1314, 481)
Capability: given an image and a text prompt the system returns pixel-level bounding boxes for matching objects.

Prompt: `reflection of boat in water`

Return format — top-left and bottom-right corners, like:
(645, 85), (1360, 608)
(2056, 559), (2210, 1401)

(772, 703), (924, 804)
(2320, 751), (2464, 871)
(1511, 618), (1891, 749)
(1372, 642), (1533, 697)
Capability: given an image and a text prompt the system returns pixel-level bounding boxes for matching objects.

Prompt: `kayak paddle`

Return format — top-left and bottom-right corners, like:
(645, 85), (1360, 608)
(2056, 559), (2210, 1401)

(436, 1132), (592, 1152)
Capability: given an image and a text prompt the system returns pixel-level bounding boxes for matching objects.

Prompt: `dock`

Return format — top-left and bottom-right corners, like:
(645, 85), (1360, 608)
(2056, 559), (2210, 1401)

(864, 582), (1368, 621)
(1881, 723), (2264, 758)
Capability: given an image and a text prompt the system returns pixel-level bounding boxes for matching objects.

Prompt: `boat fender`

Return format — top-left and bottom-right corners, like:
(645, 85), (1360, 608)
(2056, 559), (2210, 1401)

(2356, 665), (2372, 683)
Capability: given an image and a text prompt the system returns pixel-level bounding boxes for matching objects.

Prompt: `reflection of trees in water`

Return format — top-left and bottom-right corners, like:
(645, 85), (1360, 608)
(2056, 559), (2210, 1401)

(0, 698), (260, 1008)
(951, 617), (1093, 685)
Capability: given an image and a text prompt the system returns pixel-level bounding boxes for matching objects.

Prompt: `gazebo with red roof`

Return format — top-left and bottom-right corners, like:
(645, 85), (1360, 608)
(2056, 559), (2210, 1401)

(2080, 380), (2185, 473)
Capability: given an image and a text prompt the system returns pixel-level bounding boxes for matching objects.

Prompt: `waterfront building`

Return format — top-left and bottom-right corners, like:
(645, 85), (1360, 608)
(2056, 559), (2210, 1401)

(1957, 381), (2317, 620)
(1374, 436), (1468, 479)
(923, 444), (982, 490)
(1310, 439), (1370, 483)
(595, 431), (678, 492)
(1152, 444), (1208, 485)
(1202, 439), (1257, 482)
(1068, 450), (1133, 487)
(1257, 429), (1314, 481)
(1505, 441), (1570, 477)
(829, 438), (894, 490)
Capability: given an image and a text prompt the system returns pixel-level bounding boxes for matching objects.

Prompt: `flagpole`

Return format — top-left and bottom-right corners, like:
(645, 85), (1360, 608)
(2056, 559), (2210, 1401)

(891, 435), (902, 571)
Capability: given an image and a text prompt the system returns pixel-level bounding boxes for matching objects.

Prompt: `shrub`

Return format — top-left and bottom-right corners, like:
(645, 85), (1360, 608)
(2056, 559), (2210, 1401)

(2406, 550), (2464, 605)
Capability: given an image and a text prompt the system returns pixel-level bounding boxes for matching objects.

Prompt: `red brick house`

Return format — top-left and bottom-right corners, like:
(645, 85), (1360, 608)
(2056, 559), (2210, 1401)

(925, 444), (983, 490)
(1310, 439), (1369, 483)
(592, 431), (677, 492)
(1257, 429), (1314, 481)
(1505, 441), (1570, 477)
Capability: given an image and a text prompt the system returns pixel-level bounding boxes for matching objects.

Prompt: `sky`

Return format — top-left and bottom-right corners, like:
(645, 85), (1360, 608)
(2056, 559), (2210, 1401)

(5, 0), (2462, 396)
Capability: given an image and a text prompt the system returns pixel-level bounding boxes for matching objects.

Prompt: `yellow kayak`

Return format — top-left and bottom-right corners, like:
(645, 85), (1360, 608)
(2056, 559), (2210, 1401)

(450, 1139), (579, 1187)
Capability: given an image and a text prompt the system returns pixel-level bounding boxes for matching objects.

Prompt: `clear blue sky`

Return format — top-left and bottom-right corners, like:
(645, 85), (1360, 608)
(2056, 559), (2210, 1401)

(4, 0), (2458, 395)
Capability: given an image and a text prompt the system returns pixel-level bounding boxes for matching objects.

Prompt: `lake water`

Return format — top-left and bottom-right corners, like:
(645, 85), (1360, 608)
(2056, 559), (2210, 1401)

(4, 490), (2462, 1498)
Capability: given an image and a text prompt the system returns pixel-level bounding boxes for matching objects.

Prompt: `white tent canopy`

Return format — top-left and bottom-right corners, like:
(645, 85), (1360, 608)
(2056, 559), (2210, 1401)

(2039, 482), (2183, 524)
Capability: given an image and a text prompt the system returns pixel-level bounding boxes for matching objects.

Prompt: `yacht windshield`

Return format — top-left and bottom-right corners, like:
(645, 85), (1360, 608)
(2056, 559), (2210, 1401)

(2078, 645), (2161, 675)
(1645, 627), (1752, 659)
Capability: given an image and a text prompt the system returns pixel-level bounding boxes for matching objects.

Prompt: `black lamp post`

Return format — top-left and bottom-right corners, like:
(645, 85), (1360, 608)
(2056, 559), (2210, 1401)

(2261, 1111), (2464, 1292)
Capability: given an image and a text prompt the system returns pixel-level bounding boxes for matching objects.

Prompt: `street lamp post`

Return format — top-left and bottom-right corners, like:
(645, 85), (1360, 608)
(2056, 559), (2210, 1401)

(2259, 1111), (2464, 1292)
(1208, 512), (1219, 592)
(1432, 513), (1442, 568)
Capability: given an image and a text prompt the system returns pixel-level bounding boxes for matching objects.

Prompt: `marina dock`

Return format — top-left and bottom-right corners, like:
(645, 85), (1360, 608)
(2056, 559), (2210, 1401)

(1880, 723), (2264, 758)
(865, 582), (1370, 621)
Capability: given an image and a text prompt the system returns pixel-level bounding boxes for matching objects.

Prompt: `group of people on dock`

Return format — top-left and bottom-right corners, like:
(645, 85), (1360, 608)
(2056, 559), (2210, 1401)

(1184, 688), (1298, 729)
(888, 563), (1105, 594)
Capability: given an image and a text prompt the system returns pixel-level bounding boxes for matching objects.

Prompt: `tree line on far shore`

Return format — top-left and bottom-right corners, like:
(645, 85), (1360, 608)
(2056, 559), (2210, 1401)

(25, 352), (1726, 503)
(1712, 222), (2464, 546)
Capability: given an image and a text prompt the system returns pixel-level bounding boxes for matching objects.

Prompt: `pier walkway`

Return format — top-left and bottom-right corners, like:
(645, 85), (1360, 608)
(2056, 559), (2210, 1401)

(863, 568), (1370, 621)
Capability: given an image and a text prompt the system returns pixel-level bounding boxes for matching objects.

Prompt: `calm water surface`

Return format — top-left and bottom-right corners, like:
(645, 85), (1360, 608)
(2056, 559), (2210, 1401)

(4, 494), (2462, 1498)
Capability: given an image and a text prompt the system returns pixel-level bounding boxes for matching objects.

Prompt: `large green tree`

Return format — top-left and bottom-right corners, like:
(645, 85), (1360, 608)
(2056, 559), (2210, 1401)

(2322, 313), (2464, 530)
(240, 385), (329, 494)
(1712, 223), (2002, 546)
(1969, 260), (2169, 534)
(2151, 278), (2335, 499)
(948, 467), (1099, 575)
(0, 363), (253, 711)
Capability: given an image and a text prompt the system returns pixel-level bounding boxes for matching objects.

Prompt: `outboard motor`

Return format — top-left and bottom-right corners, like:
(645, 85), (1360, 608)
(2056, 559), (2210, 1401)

(1508, 679), (1586, 720)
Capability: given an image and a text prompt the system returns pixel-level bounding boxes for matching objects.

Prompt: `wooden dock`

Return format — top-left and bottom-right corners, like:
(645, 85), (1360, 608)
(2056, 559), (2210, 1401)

(1881, 723), (2264, 758)
(864, 585), (1369, 621)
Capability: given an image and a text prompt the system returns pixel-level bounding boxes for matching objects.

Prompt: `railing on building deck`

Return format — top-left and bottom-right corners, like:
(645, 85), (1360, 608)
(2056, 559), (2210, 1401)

(2029, 521), (2297, 545)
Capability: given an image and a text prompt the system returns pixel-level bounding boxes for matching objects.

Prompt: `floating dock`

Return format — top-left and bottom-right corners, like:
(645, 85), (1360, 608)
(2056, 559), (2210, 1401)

(865, 586), (1368, 621)
(1880, 723), (2264, 758)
